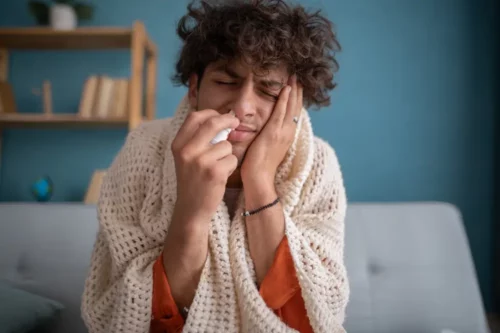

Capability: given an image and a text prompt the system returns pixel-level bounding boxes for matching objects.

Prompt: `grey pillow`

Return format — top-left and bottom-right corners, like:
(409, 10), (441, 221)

(0, 282), (64, 333)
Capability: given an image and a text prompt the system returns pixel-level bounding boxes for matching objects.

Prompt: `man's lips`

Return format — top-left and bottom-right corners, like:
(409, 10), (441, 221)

(228, 125), (256, 142)
(235, 124), (256, 132)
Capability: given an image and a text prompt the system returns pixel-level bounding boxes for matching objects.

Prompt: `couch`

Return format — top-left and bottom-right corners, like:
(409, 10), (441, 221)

(0, 202), (490, 333)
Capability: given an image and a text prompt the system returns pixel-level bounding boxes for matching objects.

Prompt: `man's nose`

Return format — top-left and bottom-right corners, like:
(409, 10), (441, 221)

(231, 84), (256, 119)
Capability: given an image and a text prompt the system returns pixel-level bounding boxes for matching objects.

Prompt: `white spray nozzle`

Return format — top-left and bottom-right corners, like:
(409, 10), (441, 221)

(210, 110), (235, 145)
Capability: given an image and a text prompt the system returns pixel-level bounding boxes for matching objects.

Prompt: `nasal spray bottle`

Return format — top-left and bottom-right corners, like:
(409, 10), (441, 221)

(210, 110), (235, 144)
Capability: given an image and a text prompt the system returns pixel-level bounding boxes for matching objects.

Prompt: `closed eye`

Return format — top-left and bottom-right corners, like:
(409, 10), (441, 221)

(215, 80), (237, 85)
(262, 90), (279, 101)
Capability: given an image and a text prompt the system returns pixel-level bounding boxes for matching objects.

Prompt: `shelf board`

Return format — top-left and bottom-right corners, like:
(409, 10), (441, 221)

(0, 113), (129, 128)
(0, 27), (134, 50)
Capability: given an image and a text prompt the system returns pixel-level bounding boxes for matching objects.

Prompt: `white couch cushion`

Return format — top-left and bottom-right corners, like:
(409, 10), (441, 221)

(0, 203), (98, 333)
(344, 202), (489, 333)
(0, 202), (490, 333)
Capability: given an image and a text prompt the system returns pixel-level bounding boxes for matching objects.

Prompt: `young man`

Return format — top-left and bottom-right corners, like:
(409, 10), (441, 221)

(81, 1), (348, 332)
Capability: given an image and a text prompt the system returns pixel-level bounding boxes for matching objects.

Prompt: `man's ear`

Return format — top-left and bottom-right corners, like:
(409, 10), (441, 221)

(188, 73), (199, 109)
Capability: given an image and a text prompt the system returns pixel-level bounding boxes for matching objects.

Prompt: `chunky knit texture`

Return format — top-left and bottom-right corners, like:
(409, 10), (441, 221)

(81, 95), (349, 333)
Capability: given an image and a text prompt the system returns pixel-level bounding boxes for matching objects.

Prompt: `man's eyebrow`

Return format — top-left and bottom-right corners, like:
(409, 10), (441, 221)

(213, 63), (285, 89)
(259, 79), (285, 90)
(213, 64), (241, 79)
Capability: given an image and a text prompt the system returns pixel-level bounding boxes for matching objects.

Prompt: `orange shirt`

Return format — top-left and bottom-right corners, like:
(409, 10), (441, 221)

(150, 237), (313, 333)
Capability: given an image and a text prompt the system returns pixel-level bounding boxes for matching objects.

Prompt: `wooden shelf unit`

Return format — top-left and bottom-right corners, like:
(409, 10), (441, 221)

(0, 26), (156, 57)
(0, 21), (158, 191)
(0, 113), (131, 129)
(0, 20), (158, 130)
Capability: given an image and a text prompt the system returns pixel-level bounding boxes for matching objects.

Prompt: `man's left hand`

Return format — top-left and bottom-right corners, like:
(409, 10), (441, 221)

(241, 75), (303, 186)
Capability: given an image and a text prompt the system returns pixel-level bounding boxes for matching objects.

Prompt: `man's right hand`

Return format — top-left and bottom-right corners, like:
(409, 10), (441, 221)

(162, 109), (239, 312)
(171, 109), (240, 224)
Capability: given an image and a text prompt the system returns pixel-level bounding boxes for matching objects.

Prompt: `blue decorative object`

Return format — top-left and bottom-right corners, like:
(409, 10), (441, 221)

(31, 176), (53, 202)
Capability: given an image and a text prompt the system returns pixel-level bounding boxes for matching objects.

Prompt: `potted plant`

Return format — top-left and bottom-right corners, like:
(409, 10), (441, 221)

(28, 0), (94, 30)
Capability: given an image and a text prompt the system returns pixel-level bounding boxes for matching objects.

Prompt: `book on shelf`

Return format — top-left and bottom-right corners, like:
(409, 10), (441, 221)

(78, 75), (129, 119)
(0, 82), (17, 114)
(0, 49), (8, 82)
(110, 78), (129, 118)
(93, 76), (114, 118)
(78, 75), (99, 118)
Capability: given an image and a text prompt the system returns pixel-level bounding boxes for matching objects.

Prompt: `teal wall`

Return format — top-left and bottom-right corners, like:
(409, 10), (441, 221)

(0, 0), (496, 310)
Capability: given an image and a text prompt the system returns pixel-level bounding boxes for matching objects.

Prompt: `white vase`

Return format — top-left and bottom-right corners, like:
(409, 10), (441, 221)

(50, 4), (77, 30)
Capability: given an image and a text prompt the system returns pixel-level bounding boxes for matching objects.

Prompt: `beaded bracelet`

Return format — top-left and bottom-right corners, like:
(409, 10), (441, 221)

(241, 197), (280, 217)
(181, 306), (189, 319)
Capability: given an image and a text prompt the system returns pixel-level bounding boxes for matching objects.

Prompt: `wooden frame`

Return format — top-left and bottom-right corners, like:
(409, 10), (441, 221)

(0, 49), (7, 82)
(0, 21), (158, 193)
(0, 20), (158, 131)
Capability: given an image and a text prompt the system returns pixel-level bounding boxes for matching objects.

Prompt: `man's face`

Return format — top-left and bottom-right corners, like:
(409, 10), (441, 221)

(188, 59), (289, 166)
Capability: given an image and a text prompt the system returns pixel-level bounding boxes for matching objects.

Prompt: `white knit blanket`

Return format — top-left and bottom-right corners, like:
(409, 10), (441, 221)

(81, 96), (349, 333)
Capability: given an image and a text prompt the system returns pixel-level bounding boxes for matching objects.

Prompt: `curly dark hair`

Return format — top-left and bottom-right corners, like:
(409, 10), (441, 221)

(172, 0), (341, 109)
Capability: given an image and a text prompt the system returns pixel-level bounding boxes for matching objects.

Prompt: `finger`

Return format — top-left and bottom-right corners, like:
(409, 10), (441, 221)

(291, 84), (303, 127)
(218, 153), (238, 177)
(191, 113), (240, 148)
(175, 109), (221, 147)
(269, 85), (291, 127)
(283, 75), (298, 127)
(297, 84), (303, 116)
(200, 140), (233, 163)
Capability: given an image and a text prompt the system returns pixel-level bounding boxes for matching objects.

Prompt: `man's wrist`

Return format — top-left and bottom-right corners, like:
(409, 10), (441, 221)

(242, 178), (278, 211)
(172, 199), (214, 225)
(165, 208), (210, 261)
(163, 227), (208, 265)
(242, 174), (285, 284)
(162, 212), (209, 309)
(241, 168), (275, 185)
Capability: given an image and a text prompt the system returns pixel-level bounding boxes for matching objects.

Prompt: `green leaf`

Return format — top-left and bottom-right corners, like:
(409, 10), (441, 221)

(54, 0), (74, 4)
(28, 1), (49, 25)
(74, 3), (94, 21)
